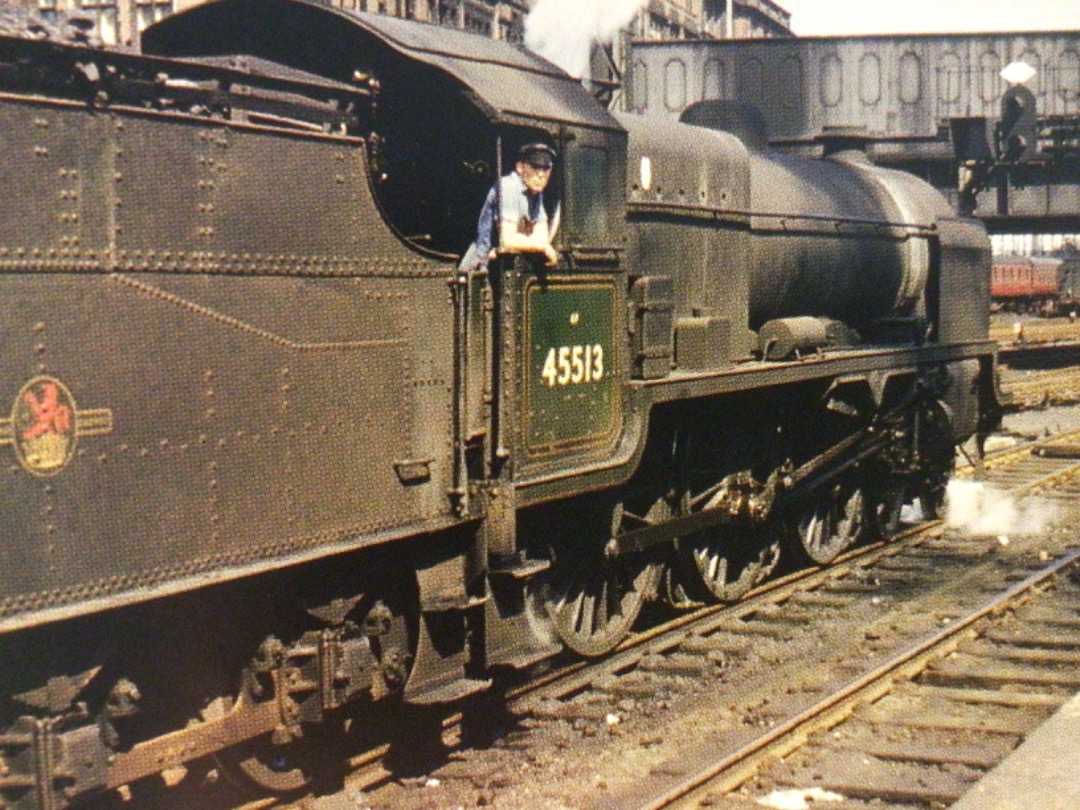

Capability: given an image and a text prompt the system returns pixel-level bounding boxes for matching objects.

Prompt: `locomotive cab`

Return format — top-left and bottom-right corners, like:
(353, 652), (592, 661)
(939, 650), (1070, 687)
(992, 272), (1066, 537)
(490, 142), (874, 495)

(144, 0), (626, 265)
(146, 0), (635, 482)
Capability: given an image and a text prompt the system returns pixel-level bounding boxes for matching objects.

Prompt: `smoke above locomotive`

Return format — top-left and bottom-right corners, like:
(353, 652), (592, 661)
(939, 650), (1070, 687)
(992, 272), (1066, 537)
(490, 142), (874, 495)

(524, 0), (646, 79)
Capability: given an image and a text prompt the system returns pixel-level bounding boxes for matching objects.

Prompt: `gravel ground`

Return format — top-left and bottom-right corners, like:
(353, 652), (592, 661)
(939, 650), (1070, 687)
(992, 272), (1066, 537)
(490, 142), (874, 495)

(1002, 403), (1080, 436)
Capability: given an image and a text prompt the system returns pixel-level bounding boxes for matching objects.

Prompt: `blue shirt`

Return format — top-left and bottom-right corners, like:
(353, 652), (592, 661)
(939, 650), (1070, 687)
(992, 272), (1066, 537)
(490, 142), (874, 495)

(473, 171), (548, 264)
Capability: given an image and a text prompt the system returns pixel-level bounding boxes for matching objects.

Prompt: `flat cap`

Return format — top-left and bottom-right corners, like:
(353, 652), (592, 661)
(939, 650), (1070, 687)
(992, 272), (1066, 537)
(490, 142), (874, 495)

(518, 142), (556, 168)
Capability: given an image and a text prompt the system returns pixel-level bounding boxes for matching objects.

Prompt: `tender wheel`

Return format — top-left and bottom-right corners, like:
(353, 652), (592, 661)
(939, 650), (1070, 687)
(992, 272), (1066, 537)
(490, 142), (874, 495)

(234, 739), (318, 795)
(545, 503), (662, 657)
(678, 527), (781, 603)
(214, 716), (348, 798)
(210, 578), (414, 800)
(792, 484), (864, 565)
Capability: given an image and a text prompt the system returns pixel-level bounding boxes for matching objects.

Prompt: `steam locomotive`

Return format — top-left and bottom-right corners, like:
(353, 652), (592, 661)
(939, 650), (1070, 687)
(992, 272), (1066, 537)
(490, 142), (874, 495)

(0, 0), (999, 806)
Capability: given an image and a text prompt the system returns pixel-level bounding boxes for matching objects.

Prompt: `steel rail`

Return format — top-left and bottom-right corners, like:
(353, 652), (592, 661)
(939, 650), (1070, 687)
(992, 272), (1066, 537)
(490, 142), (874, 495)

(340, 430), (1080, 802)
(625, 546), (1080, 810)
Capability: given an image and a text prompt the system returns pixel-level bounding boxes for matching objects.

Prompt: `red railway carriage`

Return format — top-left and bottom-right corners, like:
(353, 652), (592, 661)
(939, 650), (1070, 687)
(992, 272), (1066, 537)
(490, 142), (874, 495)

(991, 255), (1062, 314)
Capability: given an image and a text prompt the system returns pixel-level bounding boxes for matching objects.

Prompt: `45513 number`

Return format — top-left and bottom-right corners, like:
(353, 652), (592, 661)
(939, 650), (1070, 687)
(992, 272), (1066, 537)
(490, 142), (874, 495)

(540, 344), (604, 387)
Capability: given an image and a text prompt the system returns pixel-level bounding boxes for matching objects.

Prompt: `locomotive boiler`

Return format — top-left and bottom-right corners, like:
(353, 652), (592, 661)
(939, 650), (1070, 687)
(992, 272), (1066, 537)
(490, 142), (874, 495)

(0, 0), (999, 807)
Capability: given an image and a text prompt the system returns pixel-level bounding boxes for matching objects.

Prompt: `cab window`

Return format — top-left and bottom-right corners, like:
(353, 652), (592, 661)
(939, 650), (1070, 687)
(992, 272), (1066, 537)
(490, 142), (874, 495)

(564, 145), (609, 245)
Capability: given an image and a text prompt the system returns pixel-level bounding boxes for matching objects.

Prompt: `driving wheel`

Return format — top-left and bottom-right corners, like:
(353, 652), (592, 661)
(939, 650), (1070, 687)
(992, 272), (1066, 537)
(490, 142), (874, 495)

(792, 484), (864, 565)
(678, 527), (781, 603)
(545, 503), (662, 657)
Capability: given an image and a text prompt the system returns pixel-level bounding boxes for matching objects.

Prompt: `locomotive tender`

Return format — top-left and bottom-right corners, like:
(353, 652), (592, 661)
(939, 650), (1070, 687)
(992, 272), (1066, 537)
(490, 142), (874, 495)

(0, 0), (999, 806)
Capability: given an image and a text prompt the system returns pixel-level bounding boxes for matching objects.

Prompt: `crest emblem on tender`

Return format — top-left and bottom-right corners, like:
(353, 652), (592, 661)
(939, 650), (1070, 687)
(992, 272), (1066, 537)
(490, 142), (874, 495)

(0, 377), (114, 476)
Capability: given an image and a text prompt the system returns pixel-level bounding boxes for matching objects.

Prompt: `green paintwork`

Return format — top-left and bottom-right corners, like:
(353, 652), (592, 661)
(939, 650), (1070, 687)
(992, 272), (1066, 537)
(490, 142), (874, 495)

(524, 278), (619, 457)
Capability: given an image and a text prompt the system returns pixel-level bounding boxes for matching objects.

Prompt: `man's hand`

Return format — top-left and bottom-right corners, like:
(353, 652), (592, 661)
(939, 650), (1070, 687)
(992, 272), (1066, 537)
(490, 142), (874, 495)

(543, 244), (558, 266)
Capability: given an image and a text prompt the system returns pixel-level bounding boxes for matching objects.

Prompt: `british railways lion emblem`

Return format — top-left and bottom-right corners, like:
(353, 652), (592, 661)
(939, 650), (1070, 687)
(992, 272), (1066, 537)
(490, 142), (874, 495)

(0, 377), (113, 476)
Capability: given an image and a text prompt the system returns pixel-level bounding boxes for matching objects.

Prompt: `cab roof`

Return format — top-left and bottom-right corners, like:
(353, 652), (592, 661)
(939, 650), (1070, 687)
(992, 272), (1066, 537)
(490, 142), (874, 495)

(142, 0), (622, 132)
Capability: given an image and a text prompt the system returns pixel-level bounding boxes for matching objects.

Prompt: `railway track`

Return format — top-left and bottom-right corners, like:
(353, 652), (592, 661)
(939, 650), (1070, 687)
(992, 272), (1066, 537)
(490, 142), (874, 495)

(1000, 365), (1080, 411)
(635, 547), (1080, 809)
(990, 316), (1080, 411)
(276, 431), (1080, 810)
(989, 316), (1080, 347)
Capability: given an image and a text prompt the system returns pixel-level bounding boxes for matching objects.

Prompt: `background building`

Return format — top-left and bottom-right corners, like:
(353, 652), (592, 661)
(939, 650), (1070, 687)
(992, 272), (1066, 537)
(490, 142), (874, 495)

(17, 0), (791, 50)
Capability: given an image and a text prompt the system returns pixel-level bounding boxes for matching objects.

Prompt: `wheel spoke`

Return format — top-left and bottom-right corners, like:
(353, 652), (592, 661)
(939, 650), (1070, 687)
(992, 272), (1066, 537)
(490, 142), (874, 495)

(678, 527), (781, 603)
(794, 485), (863, 565)
(545, 507), (660, 657)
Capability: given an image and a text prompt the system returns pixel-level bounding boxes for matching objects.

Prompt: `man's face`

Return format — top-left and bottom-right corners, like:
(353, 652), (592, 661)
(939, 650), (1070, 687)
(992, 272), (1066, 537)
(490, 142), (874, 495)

(518, 161), (552, 193)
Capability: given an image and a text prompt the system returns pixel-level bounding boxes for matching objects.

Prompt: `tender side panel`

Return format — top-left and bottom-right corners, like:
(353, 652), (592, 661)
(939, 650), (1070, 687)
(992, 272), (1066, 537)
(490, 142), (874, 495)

(0, 99), (112, 261)
(0, 99), (455, 627)
(114, 113), (411, 266)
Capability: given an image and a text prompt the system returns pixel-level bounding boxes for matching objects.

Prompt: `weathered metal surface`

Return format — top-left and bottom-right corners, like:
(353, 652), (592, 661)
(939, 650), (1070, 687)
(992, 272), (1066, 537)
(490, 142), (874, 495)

(522, 277), (619, 457)
(0, 75), (456, 630)
(144, 0), (623, 133)
(0, 4), (1005, 805)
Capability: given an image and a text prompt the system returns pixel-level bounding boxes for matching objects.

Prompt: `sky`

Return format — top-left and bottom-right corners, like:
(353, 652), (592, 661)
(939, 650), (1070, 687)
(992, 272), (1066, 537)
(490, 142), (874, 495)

(780, 0), (1080, 37)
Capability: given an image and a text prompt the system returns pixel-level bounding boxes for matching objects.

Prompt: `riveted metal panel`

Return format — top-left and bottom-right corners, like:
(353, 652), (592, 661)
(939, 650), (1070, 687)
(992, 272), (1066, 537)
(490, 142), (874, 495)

(0, 94), (457, 629)
(0, 271), (456, 626)
(0, 100), (111, 268)
(521, 277), (621, 460)
(114, 113), (420, 273)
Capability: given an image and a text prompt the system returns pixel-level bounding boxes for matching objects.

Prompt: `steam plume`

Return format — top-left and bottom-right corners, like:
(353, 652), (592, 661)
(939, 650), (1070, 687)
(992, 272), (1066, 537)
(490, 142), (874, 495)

(944, 479), (1061, 537)
(524, 0), (647, 79)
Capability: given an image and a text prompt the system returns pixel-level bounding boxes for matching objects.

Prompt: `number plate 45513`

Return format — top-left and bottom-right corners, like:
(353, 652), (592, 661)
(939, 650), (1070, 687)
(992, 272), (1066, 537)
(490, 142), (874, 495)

(540, 344), (604, 387)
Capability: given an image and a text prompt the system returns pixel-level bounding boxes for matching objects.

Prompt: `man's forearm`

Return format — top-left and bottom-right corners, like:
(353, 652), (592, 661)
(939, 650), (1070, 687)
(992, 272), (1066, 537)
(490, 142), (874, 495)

(500, 218), (552, 250)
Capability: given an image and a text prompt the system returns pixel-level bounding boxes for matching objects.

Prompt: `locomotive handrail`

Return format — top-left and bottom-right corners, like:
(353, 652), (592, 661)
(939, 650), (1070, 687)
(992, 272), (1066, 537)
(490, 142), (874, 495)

(626, 199), (935, 236)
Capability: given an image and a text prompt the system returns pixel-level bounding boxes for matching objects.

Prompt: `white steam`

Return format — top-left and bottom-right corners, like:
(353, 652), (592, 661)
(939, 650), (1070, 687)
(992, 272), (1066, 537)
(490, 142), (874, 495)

(944, 479), (1062, 537)
(524, 0), (647, 79)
